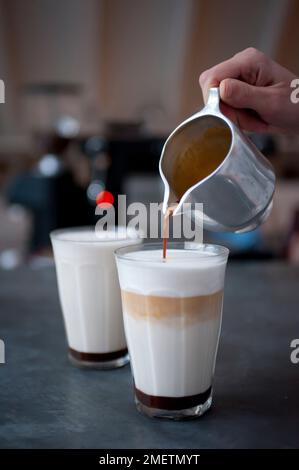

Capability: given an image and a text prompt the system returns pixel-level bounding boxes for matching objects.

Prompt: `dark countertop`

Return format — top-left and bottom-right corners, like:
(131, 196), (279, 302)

(0, 262), (298, 449)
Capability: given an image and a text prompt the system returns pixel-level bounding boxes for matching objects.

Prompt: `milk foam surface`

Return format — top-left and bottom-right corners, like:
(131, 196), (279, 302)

(117, 248), (227, 296)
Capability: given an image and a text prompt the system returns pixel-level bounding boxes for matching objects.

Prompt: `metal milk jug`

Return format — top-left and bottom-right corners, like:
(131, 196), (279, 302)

(159, 87), (275, 232)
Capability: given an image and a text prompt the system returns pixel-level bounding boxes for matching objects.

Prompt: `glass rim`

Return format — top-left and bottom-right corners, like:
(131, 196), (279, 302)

(50, 226), (141, 244)
(114, 241), (229, 262)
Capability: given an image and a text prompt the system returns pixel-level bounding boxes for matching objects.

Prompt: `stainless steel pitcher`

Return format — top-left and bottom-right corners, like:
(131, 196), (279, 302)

(159, 87), (275, 232)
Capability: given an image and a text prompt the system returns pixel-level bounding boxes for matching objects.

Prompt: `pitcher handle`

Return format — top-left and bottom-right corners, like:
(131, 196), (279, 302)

(205, 87), (220, 113)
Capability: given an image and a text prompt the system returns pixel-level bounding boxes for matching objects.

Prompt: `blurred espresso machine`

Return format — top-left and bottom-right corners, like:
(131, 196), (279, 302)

(8, 82), (165, 253)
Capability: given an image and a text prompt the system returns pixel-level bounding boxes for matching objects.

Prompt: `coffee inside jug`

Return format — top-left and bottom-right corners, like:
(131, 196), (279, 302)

(171, 125), (231, 200)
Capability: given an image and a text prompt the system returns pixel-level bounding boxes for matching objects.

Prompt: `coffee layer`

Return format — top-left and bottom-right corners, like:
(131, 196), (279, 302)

(121, 290), (223, 322)
(135, 386), (212, 410)
(69, 347), (128, 362)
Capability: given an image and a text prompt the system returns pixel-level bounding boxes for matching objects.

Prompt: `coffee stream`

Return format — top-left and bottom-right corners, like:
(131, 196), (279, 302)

(162, 206), (175, 260)
(162, 126), (231, 259)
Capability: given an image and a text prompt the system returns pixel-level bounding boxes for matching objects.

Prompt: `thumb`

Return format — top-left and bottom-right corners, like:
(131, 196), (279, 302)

(219, 78), (268, 113)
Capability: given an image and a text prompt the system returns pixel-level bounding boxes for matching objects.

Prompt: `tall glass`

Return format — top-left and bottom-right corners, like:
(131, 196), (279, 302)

(115, 242), (229, 419)
(50, 226), (142, 369)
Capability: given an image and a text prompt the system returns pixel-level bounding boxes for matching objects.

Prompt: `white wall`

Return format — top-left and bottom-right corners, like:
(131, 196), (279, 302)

(0, 0), (296, 147)
(99, 0), (193, 131)
(0, 0), (20, 141)
(178, 0), (291, 120)
(0, 0), (103, 143)
(9, 0), (102, 88)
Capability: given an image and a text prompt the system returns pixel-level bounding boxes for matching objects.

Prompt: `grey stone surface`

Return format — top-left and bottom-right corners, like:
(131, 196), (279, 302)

(0, 262), (298, 449)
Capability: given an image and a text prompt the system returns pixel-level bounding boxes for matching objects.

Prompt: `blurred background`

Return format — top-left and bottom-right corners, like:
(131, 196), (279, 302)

(0, 0), (299, 268)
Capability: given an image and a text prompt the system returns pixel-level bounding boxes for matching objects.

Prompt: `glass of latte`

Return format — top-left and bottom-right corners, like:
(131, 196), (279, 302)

(115, 242), (229, 419)
(50, 227), (142, 369)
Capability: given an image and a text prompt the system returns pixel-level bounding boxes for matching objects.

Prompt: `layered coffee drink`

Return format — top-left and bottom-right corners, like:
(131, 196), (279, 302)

(50, 227), (142, 369)
(115, 242), (229, 419)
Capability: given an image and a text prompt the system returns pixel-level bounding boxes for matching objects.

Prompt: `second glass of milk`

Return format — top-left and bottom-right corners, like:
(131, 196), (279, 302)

(50, 226), (142, 369)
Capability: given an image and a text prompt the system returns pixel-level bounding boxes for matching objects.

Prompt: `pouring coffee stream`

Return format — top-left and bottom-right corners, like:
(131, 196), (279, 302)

(160, 87), (276, 258)
(162, 205), (176, 259)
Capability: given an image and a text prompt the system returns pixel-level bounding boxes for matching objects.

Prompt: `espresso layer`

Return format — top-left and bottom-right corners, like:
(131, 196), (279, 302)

(135, 386), (212, 410)
(121, 290), (223, 321)
(69, 347), (128, 362)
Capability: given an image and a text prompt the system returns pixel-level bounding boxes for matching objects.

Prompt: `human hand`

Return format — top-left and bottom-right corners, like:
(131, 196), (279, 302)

(199, 48), (299, 133)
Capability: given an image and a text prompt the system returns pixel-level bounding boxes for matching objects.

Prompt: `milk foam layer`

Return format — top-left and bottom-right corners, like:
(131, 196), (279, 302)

(117, 248), (227, 296)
